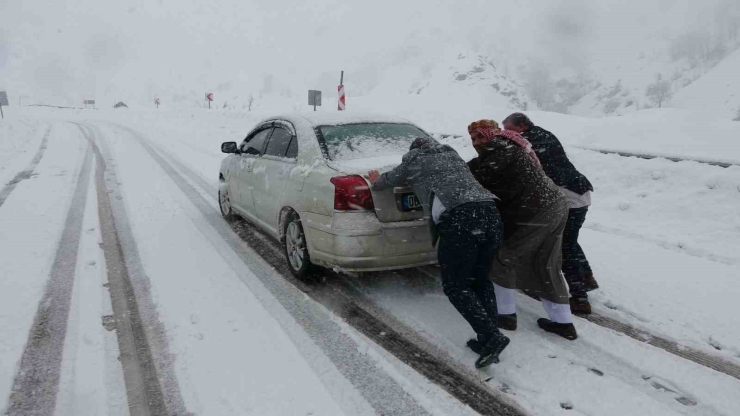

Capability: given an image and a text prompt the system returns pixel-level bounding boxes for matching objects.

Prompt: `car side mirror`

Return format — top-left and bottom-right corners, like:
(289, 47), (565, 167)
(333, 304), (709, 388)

(244, 147), (261, 156)
(221, 142), (238, 154)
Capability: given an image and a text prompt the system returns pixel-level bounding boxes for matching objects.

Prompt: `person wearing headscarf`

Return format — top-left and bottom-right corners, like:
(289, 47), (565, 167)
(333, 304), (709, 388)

(467, 120), (577, 340)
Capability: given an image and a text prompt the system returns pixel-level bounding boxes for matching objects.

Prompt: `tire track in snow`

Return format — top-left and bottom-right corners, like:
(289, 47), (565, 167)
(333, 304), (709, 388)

(110, 123), (525, 416)
(5, 143), (92, 416)
(0, 126), (51, 209)
(583, 222), (738, 266)
(74, 123), (187, 416)
(411, 266), (740, 382)
(580, 313), (740, 381)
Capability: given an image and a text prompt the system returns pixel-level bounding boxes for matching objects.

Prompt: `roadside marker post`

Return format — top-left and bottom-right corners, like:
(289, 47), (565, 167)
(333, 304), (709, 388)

(338, 71), (345, 111)
(206, 93), (214, 109)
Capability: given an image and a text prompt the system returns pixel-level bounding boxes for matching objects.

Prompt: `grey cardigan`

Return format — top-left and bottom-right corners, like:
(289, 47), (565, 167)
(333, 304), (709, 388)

(372, 138), (496, 245)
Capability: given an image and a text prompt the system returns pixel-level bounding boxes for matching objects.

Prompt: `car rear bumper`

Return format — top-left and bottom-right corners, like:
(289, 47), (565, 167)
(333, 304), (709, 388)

(302, 211), (437, 271)
(310, 249), (437, 272)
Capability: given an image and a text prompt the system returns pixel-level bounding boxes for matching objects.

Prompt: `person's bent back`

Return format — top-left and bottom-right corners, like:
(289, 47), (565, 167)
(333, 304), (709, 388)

(367, 136), (510, 368)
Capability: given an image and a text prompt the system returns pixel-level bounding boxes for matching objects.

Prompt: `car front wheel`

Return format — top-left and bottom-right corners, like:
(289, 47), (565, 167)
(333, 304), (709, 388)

(283, 213), (312, 278)
(219, 184), (236, 220)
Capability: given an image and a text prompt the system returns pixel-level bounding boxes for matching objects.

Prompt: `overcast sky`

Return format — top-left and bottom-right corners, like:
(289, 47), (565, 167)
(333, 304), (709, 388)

(1, 0), (737, 105)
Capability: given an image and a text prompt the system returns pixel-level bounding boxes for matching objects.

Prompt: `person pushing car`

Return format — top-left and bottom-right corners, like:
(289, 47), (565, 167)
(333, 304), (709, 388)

(366, 136), (509, 368)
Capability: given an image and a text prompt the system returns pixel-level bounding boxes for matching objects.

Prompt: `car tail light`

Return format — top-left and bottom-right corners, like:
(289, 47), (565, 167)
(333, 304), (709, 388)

(330, 175), (375, 211)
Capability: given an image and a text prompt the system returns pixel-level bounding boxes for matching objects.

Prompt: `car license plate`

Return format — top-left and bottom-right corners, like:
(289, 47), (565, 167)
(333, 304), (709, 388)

(401, 194), (422, 211)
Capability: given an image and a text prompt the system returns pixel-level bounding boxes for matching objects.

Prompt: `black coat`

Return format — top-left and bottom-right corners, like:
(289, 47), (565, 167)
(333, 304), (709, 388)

(468, 138), (564, 237)
(521, 126), (593, 195)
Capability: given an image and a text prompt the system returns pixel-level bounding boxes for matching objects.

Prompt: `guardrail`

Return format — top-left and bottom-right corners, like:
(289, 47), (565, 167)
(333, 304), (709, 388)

(575, 147), (735, 168)
(430, 132), (736, 168)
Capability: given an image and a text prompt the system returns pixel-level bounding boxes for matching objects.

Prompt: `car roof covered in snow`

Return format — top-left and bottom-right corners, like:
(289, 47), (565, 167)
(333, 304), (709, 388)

(262, 112), (415, 128)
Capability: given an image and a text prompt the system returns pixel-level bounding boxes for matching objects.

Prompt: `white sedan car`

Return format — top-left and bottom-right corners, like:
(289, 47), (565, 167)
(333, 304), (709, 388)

(219, 113), (438, 277)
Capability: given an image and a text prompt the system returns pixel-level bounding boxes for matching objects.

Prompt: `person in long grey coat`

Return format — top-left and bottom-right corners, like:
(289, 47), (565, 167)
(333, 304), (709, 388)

(466, 120), (577, 341)
(503, 112), (598, 315)
(367, 137), (509, 367)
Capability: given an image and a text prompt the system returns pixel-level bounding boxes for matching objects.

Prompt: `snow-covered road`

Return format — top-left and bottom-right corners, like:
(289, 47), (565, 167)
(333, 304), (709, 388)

(1, 109), (739, 416)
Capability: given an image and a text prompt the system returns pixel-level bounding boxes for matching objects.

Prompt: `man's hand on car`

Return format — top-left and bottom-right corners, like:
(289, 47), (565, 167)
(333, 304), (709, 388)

(366, 170), (380, 184)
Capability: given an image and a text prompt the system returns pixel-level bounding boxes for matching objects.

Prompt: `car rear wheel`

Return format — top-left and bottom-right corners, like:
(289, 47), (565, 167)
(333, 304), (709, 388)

(219, 185), (236, 220)
(283, 213), (312, 278)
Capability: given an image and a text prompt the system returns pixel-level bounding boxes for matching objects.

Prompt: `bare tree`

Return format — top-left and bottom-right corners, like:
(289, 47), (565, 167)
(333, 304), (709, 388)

(646, 74), (672, 108)
(247, 94), (256, 111)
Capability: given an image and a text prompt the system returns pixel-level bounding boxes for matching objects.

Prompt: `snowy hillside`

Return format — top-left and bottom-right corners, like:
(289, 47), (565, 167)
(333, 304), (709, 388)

(670, 48), (740, 119)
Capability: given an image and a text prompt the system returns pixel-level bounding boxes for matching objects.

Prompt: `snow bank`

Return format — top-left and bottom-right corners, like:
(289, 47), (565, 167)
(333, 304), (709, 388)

(671, 47), (740, 120)
(0, 117), (44, 187)
(542, 109), (740, 165)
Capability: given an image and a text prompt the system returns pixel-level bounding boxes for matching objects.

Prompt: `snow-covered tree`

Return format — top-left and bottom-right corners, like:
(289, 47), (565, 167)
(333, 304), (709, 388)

(603, 98), (621, 114)
(734, 108), (740, 121)
(646, 75), (672, 108)
(716, 0), (740, 43)
(248, 94), (256, 111)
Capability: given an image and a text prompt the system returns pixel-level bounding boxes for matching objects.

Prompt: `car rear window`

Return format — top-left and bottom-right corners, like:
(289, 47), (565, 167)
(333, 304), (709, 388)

(318, 123), (429, 161)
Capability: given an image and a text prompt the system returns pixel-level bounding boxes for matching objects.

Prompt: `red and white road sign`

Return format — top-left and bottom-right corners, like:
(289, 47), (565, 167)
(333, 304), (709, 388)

(337, 85), (345, 111)
(154, 98), (161, 105)
(206, 93), (214, 102)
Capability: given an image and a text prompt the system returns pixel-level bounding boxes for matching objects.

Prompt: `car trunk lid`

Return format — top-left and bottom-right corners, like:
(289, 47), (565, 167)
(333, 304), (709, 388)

(317, 122), (434, 223)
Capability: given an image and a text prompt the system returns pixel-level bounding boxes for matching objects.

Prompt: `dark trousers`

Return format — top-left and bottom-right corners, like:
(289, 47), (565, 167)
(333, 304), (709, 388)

(437, 203), (503, 341)
(561, 206), (593, 297)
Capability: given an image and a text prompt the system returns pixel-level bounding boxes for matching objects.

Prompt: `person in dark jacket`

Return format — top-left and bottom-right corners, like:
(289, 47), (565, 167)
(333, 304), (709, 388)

(503, 113), (599, 315)
(467, 120), (577, 341)
(367, 137), (509, 367)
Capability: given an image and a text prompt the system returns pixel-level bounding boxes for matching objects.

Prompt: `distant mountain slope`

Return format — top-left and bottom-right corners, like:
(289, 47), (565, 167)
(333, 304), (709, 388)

(670, 48), (740, 119)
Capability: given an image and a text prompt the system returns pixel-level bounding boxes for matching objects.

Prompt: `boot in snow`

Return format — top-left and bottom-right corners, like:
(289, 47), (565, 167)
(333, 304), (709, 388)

(583, 273), (600, 292)
(467, 330), (504, 354)
(467, 338), (484, 355)
(497, 313), (518, 331)
(570, 297), (592, 315)
(537, 318), (578, 340)
(475, 333), (511, 368)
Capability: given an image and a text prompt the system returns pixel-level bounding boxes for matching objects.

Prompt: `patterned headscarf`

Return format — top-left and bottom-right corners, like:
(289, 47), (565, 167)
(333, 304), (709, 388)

(468, 119), (500, 134)
(468, 119), (541, 167)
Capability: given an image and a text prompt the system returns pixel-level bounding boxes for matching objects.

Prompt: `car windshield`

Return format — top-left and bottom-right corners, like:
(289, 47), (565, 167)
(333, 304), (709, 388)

(318, 123), (430, 161)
